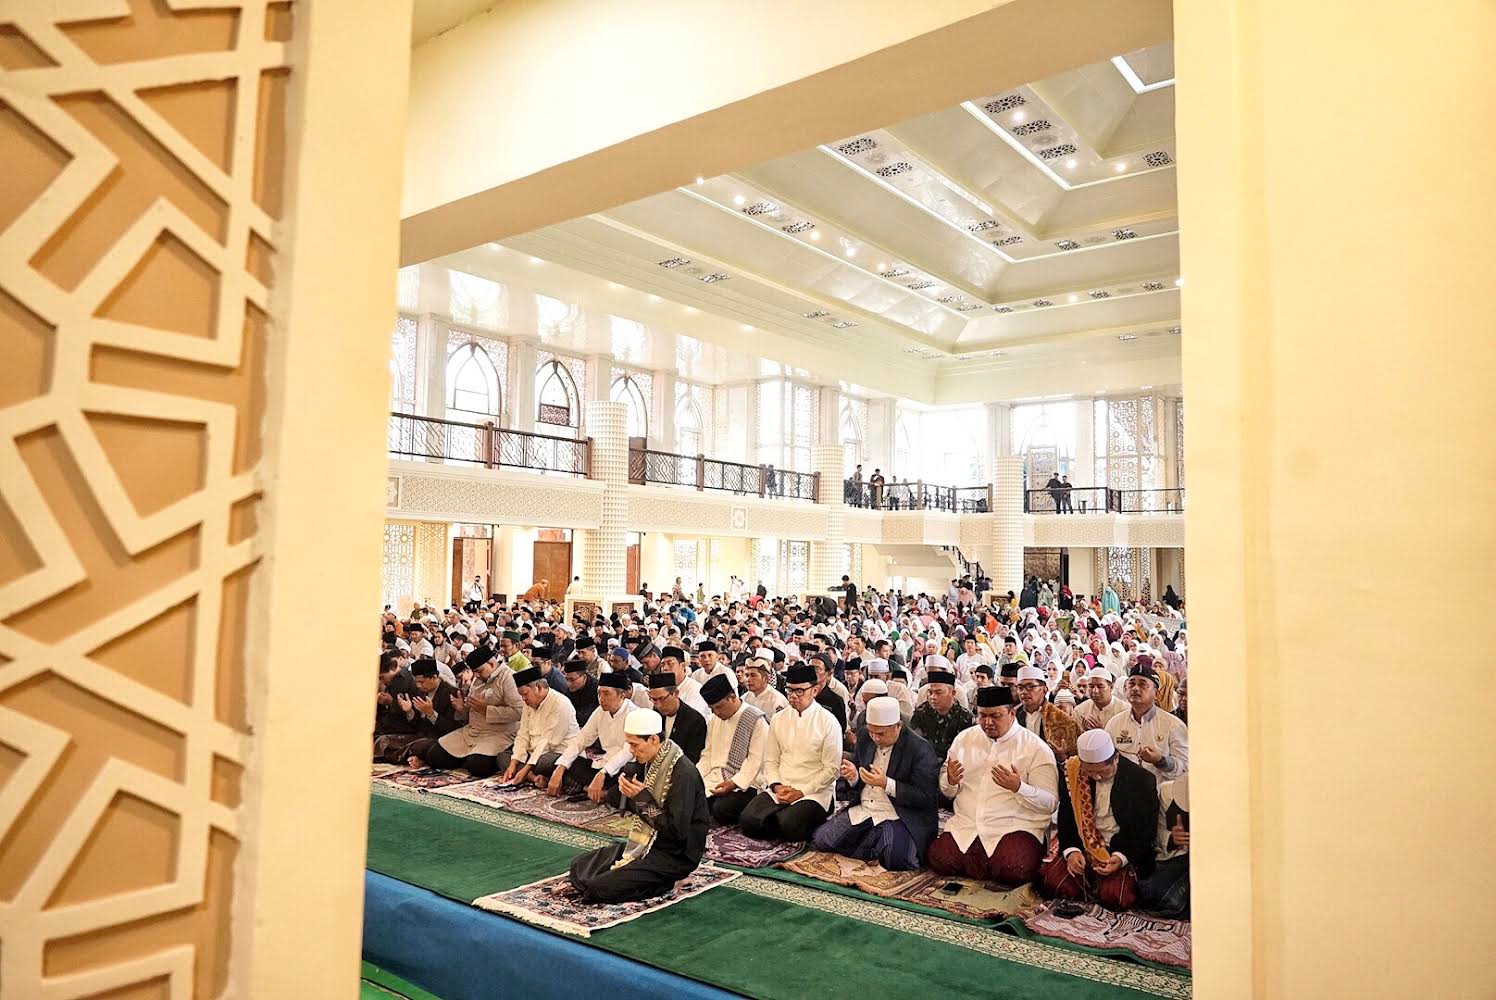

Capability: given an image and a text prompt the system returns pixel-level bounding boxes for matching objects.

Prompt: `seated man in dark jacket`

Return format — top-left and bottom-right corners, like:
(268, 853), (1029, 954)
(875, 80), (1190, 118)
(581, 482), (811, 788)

(1043, 728), (1159, 910)
(811, 696), (940, 870)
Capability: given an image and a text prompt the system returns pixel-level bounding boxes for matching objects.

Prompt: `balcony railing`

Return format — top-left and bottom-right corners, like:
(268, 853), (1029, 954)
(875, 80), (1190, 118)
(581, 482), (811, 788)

(1024, 486), (1184, 514)
(628, 447), (819, 503)
(846, 480), (990, 512)
(387, 412), (589, 476)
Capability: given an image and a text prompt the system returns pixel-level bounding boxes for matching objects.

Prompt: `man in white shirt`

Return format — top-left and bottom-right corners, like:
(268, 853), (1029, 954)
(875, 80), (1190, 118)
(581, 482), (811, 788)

(497, 666), (581, 789)
(697, 674), (768, 826)
(740, 655), (788, 717)
(738, 665), (841, 842)
(1105, 664), (1188, 786)
(658, 645), (708, 716)
(690, 641), (738, 693)
(1077, 668), (1127, 730)
(547, 673), (635, 801)
(813, 696), (941, 870)
(928, 685), (1059, 887)
(954, 636), (992, 682)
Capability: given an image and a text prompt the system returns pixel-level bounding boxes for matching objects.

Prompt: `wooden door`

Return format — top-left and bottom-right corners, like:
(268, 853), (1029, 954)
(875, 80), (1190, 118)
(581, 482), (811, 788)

(626, 541), (640, 595)
(532, 540), (572, 599)
(452, 538), (492, 604)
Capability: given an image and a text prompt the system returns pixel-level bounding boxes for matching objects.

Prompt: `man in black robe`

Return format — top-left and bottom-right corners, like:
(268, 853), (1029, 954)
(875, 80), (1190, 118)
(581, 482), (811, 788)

(567, 709), (709, 903)
(646, 672), (707, 763)
(560, 660), (598, 723)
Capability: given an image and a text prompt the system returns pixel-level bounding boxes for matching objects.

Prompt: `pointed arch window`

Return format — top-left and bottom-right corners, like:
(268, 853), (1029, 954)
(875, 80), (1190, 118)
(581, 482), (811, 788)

(536, 359), (580, 428)
(610, 374), (649, 440)
(675, 395), (704, 455)
(446, 342), (500, 418)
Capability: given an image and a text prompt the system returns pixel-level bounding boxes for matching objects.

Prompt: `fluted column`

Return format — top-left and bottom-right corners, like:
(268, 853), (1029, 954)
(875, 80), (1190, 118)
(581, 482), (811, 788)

(808, 443), (847, 594)
(577, 400), (634, 612)
(991, 455), (1025, 595)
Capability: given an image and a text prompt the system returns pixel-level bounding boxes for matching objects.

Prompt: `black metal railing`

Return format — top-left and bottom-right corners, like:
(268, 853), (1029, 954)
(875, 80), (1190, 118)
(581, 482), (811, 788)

(1023, 486), (1183, 514)
(955, 486), (992, 513)
(387, 412), (588, 476)
(845, 479), (986, 512)
(629, 447), (820, 503)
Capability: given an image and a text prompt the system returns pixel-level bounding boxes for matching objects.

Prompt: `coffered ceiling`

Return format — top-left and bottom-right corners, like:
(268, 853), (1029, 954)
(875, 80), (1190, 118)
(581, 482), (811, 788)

(494, 42), (1181, 388)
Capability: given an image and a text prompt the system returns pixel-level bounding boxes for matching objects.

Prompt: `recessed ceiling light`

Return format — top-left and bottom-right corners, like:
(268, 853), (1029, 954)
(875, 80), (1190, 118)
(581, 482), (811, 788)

(1117, 333), (1137, 341)
(1012, 111), (1026, 124)
(740, 324), (754, 332)
(809, 231), (822, 241)
(695, 175), (705, 186)
(1065, 159), (1078, 170)
(1068, 294), (1079, 303)
(528, 256), (543, 265)
(607, 281), (622, 290)
(648, 294), (661, 303)
(684, 306), (698, 314)
(845, 247), (858, 258)
(732, 194), (746, 206)
(877, 262), (887, 271)
(1114, 162), (1128, 173)
(1174, 277), (1184, 287)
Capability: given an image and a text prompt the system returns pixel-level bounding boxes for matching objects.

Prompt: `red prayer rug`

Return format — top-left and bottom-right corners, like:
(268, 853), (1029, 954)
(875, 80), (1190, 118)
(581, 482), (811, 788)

(472, 865), (740, 937)
(371, 766), (483, 791)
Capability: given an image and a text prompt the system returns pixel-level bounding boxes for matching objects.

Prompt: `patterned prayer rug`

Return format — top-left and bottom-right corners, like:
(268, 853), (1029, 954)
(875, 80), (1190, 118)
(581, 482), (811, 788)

(704, 826), (805, 868)
(372, 766), (481, 791)
(904, 877), (1044, 920)
(1022, 903), (1193, 970)
(778, 850), (932, 897)
(433, 780), (634, 835)
(579, 812), (636, 838)
(432, 780), (550, 808)
(472, 865), (740, 937)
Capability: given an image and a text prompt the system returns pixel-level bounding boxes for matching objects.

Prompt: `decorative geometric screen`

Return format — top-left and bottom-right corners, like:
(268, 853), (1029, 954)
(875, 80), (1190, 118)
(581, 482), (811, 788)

(382, 524), (417, 609)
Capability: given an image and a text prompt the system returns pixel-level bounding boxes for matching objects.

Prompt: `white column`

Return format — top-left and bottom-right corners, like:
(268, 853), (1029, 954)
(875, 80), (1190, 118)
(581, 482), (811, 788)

(807, 443), (847, 594)
(990, 456), (1025, 595)
(817, 385), (840, 447)
(987, 401), (1012, 459)
(509, 339), (537, 432)
(1074, 397), (1095, 487)
(652, 369), (676, 451)
(575, 400), (637, 613)
(865, 397), (895, 476)
(417, 314), (445, 419)
(585, 355), (611, 402)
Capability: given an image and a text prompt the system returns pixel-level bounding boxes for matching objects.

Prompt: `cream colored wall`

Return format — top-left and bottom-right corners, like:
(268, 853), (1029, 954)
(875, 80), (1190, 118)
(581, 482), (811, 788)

(1067, 546), (1097, 597)
(1176, 1), (1496, 997)
(638, 532), (675, 597)
(399, 0), (1173, 262)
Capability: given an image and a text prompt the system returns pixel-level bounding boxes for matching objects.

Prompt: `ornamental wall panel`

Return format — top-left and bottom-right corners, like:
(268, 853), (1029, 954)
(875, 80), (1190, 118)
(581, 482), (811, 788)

(1119, 515), (1186, 548)
(0, 4), (292, 996)
(389, 464), (605, 528)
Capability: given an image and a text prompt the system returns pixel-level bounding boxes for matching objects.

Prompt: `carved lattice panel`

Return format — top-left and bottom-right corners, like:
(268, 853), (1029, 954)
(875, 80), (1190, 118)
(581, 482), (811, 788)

(0, 2), (293, 995)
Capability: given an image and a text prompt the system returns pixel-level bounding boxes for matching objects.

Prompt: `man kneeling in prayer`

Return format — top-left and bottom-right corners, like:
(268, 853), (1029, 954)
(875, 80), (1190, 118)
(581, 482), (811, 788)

(567, 709), (710, 903)
(813, 696), (940, 870)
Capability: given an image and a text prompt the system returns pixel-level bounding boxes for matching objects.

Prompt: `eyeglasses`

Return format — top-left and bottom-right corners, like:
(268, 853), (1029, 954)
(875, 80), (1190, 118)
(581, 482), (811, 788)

(785, 686), (814, 696)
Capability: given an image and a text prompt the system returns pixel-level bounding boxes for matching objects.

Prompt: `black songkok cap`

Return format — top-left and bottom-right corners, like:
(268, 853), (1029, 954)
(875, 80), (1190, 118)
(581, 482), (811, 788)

(598, 672), (631, 691)
(502, 630), (522, 643)
(648, 672), (678, 690)
(466, 646), (495, 669)
(696, 640), (718, 653)
(976, 685), (1015, 708)
(785, 664), (817, 686)
(999, 662), (1021, 678)
(574, 635), (596, 650)
(1128, 664), (1160, 686)
(511, 666), (543, 688)
(562, 659), (587, 674)
(661, 646), (687, 663)
(925, 670), (957, 686)
(409, 657), (438, 678)
(700, 674), (733, 704)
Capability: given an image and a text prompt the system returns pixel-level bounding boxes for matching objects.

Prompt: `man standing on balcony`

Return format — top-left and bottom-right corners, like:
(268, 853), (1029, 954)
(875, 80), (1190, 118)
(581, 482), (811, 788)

(1045, 473), (1065, 514)
(869, 468), (886, 508)
(1060, 474), (1075, 512)
(849, 464), (864, 506)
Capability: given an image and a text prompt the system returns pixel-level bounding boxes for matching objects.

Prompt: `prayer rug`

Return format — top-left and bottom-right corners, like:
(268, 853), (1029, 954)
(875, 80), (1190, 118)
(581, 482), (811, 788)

(904, 877), (1044, 920)
(370, 763), (405, 778)
(778, 850), (932, 896)
(580, 812), (636, 838)
(703, 826), (805, 868)
(432, 780), (550, 808)
(433, 780), (634, 835)
(472, 865), (740, 938)
(1022, 903), (1193, 970)
(372, 767), (480, 790)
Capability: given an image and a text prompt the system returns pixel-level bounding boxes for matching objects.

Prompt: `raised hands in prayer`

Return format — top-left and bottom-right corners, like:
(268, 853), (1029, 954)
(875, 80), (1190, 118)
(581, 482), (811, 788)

(412, 694), (436, 721)
(465, 690), (487, 715)
(1138, 745), (1164, 765)
(858, 765), (888, 789)
(376, 690), (393, 706)
(1170, 818), (1190, 850)
(839, 759), (859, 783)
(395, 692), (412, 716)
(946, 758), (965, 786)
(1079, 714), (1103, 731)
(990, 762), (1021, 792)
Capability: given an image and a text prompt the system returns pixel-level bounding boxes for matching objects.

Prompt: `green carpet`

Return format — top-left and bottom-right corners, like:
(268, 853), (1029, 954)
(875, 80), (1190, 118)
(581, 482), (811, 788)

(361, 959), (445, 1000)
(367, 790), (1189, 1000)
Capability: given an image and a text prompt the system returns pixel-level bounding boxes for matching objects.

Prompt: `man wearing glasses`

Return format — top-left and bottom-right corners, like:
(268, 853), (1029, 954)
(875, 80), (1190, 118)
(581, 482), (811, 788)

(1014, 665), (1079, 761)
(738, 664), (841, 843)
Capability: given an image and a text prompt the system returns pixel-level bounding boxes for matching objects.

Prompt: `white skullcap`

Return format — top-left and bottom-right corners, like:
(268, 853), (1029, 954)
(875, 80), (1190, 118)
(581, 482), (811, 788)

(859, 678), (888, 699)
(1054, 688), (1076, 705)
(1086, 668), (1114, 682)
(1016, 665), (1046, 683)
(923, 654), (953, 671)
(865, 696), (901, 726)
(1076, 729), (1116, 763)
(750, 653), (774, 668)
(864, 658), (890, 675)
(624, 710), (663, 736)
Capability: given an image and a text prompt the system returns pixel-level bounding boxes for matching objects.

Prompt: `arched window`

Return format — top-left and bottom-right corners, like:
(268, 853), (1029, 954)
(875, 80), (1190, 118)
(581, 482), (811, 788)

(675, 396), (704, 455)
(611, 374), (649, 440)
(839, 397), (866, 476)
(894, 411), (915, 476)
(446, 343), (500, 418)
(536, 360), (579, 429)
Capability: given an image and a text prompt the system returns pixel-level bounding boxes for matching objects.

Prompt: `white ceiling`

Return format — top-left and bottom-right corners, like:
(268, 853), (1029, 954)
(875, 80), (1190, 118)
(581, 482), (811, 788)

(483, 43), (1182, 395)
(411, 0), (502, 45)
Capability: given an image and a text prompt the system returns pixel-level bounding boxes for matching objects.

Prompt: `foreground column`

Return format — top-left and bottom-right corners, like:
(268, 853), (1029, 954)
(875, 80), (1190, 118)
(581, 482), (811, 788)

(989, 456), (1025, 598)
(808, 444), (848, 598)
(1176, 1), (1496, 997)
(0, 3), (411, 998)
(574, 400), (637, 618)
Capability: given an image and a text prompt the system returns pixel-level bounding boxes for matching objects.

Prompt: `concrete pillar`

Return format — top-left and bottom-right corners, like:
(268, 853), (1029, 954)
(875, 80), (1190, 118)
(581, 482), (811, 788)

(585, 355), (611, 402)
(1074, 396), (1095, 487)
(808, 444), (847, 594)
(817, 385), (841, 447)
(990, 456), (1025, 595)
(417, 314), (445, 419)
(575, 401), (636, 613)
(652, 369), (676, 451)
(509, 339), (538, 432)
(986, 401), (1012, 459)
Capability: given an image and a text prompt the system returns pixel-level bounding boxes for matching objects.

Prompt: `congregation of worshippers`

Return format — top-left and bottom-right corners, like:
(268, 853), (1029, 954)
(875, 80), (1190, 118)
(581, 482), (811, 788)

(374, 579), (1190, 914)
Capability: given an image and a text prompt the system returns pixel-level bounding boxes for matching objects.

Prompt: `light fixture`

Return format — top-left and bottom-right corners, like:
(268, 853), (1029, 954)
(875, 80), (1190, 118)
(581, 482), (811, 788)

(1111, 55), (1176, 94)
(740, 324), (754, 332)
(648, 294), (661, 303)
(1068, 294), (1079, 303)
(1117, 333), (1138, 341)
(684, 306), (698, 314)
(1174, 277), (1184, 287)
(1012, 111), (1026, 124)
(528, 256), (543, 265)
(1065, 159), (1078, 170)
(732, 194), (746, 206)
(695, 175), (705, 186)
(809, 231), (822, 241)
(1114, 162), (1128, 173)
(877, 262), (887, 272)
(845, 246), (858, 258)
(607, 281), (622, 290)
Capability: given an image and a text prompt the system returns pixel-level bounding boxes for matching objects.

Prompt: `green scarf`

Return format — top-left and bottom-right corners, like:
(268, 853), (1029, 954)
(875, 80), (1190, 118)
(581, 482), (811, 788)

(612, 737), (683, 870)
